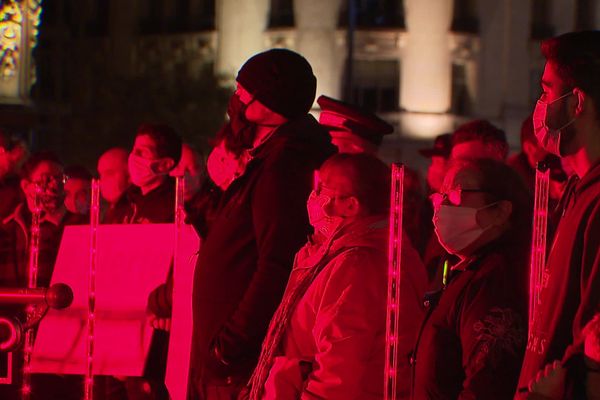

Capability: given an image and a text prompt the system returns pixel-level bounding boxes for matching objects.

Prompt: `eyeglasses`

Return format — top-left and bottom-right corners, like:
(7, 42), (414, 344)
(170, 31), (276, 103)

(31, 174), (66, 188)
(314, 184), (352, 201)
(429, 188), (489, 209)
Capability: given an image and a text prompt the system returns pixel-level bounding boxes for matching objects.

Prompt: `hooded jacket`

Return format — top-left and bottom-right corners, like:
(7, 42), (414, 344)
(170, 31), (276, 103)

(261, 216), (427, 400)
(518, 161), (600, 397)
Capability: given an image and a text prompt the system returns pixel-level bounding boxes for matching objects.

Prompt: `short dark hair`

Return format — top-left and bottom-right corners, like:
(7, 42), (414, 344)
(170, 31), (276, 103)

(64, 165), (93, 181)
(20, 151), (63, 180)
(321, 153), (391, 215)
(542, 31), (600, 118)
(452, 119), (508, 159)
(135, 123), (182, 166)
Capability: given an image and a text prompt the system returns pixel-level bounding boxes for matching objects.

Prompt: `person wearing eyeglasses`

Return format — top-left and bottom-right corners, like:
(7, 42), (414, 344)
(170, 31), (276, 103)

(243, 153), (427, 400)
(0, 151), (84, 400)
(410, 158), (531, 400)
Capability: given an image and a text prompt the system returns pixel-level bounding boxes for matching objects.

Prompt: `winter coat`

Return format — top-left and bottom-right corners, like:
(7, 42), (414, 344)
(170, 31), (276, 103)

(262, 216), (428, 400)
(192, 114), (336, 389)
(411, 242), (528, 400)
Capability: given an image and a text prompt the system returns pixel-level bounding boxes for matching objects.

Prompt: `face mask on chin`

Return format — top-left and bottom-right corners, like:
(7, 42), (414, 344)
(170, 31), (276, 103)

(128, 154), (163, 188)
(533, 92), (576, 156)
(306, 190), (345, 238)
(433, 204), (495, 255)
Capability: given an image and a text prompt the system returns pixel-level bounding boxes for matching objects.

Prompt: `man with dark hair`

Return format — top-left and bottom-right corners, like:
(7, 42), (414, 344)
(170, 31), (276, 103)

(517, 30), (600, 398)
(127, 123), (182, 223)
(450, 119), (509, 162)
(193, 48), (336, 399)
(245, 153), (426, 399)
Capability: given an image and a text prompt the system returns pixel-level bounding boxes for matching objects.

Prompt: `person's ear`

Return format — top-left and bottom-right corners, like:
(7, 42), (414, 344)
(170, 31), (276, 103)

(572, 87), (586, 117)
(344, 196), (361, 217)
(494, 200), (513, 225)
(20, 179), (29, 194)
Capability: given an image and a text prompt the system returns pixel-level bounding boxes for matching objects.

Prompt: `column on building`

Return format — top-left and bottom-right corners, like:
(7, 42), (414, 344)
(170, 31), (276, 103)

(215, 0), (270, 82)
(504, 0), (532, 137)
(401, 0), (453, 113)
(294, 0), (343, 100)
(475, 0), (531, 124)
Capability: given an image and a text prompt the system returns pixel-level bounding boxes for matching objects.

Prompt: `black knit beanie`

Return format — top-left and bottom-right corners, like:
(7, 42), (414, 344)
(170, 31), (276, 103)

(236, 48), (317, 119)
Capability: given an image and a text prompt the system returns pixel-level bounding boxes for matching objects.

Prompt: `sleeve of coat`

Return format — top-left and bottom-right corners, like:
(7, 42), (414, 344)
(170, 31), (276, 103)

(565, 200), (600, 361)
(215, 154), (313, 360)
(300, 249), (387, 400)
(457, 267), (527, 400)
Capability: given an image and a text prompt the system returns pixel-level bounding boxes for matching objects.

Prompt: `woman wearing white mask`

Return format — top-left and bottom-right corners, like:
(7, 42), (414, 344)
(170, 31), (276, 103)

(244, 153), (428, 400)
(411, 158), (531, 400)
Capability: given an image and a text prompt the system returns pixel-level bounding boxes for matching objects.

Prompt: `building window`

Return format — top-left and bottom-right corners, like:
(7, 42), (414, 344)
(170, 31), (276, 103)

(339, 0), (405, 29)
(531, 0), (554, 40)
(450, 63), (471, 116)
(269, 0), (294, 28)
(349, 59), (399, 112)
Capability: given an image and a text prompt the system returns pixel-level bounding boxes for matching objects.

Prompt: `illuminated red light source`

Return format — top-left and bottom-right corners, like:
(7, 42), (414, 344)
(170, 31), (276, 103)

(0, 317), (21, 352)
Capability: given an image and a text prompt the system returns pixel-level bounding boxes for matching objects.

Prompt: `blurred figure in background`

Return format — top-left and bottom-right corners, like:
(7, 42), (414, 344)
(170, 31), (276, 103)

(450, 119), (509, 162)
(169, 143), (204, 202)
(317, 95), (392, 155)
(508, 115), (549, 190)
(419, 133), (452, 194)
(97, 147), (130, 224)
(63, 164), (92, 224)
(0, 128), (26, 220)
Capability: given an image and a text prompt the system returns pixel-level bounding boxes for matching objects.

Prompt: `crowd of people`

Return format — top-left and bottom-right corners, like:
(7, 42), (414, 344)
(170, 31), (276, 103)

(0, 30), (599, 400)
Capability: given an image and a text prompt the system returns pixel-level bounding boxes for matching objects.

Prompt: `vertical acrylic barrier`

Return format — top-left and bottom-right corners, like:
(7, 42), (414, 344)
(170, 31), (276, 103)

(84, 179), (101, 400)
(165, 176), (195, 400)
(384, 163), (404, 400)
(22, 186), (42, 399)
(529, 163), (550, 331)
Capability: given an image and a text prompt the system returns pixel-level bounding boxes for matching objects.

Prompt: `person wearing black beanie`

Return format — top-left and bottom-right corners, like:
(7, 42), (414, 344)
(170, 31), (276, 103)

(236, 48), (317, 120)
(191, 49), (336, 400)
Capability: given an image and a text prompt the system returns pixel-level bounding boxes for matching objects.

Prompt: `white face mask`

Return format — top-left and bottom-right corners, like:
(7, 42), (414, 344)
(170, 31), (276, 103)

(128, 154), (161, 188)
(206, 142), (245, 191)
(433, 204), (494, 254)
(306, 190), (344, 238)
(533, 92), (575, 156)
